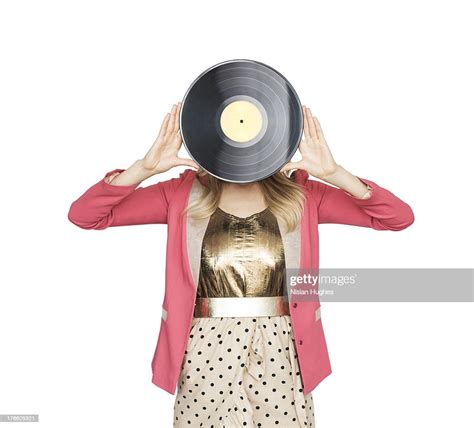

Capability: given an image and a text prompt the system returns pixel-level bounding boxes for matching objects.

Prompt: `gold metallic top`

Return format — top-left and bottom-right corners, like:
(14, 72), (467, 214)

(196, 206), (286, 298)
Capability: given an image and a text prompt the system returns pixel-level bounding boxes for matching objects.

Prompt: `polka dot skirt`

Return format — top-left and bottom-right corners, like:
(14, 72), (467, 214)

(173, 315), (315, 427)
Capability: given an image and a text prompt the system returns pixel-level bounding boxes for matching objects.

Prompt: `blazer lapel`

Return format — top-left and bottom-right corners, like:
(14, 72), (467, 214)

(185, 176), (210, 290)
(276, 215), (301, 302)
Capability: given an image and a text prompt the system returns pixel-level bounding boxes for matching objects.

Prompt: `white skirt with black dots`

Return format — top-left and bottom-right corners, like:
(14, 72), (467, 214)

(173, 315), (315, 427)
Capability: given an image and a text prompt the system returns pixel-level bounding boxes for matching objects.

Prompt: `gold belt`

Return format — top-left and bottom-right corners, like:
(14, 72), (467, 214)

(193, 296), (290, 318)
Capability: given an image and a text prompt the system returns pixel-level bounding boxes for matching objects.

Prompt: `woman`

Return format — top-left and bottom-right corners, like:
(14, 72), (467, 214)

(68, 102), (414, 427)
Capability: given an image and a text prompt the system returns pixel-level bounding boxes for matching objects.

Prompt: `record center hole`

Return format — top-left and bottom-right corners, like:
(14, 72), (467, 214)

(240, 119), (244, 123)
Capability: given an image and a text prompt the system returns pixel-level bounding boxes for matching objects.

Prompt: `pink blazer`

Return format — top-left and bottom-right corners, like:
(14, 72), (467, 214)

(67, 168), (414, 395)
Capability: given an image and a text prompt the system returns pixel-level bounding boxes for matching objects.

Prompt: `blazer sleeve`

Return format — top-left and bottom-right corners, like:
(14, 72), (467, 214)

(67, 168), (185, 229)
(306, 177), (415, 231)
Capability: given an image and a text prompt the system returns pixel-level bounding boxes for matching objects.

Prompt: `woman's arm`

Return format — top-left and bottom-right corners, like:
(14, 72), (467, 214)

(67, 102), (198, 230)
(307, 166), (414, 230)
(282, 106), (414, 230)
(67, 160), (186, 229)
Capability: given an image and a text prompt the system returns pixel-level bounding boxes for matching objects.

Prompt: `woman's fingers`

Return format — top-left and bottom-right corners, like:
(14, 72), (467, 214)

(306, 107), (318, 141)
(164, 104), (178, 136)
(313, 115), (324, 142)
(302, 106), (310, 140)
(172, 128), (184, 153)
(158, 113), (171, 140)
(174, 102), (181, 132)
(302, 105), (319, 143)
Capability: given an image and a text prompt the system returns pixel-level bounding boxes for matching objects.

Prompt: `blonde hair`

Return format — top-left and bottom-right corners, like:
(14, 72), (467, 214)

(183, 166), (307, 233)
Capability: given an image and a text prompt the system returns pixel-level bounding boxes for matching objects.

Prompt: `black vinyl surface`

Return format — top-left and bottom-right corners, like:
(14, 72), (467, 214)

(180, 59), (303, 183)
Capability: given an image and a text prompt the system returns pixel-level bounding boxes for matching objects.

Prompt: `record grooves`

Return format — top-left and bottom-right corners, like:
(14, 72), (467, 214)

(180, 59), (303, 183)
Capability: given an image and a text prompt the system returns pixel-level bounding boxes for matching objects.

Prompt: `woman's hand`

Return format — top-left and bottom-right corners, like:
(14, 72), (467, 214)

(142, 102), (199, 174)
(280, 105), (372, 199)
(106, 102), (199, 186)
(280, 106), (338, 180)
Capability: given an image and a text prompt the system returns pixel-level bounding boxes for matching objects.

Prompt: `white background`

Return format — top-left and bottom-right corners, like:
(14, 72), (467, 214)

(1, 1), (473, 427)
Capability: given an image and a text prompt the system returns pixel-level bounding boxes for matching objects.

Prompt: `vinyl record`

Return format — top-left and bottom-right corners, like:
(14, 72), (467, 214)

(180, 59), (303, 183)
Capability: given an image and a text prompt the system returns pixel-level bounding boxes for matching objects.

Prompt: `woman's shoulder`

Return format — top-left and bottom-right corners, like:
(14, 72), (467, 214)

(289, 168), (310, 185)
(163, 168), (197, 184)
(144, 168), (196, 198)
